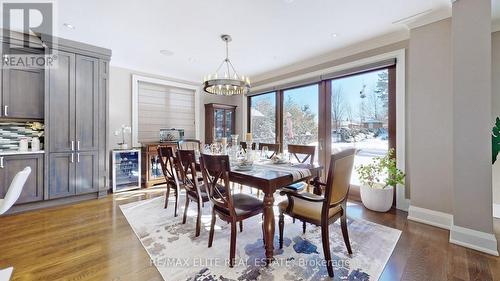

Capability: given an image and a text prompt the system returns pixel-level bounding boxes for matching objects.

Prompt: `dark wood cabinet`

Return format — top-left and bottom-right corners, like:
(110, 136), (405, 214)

(141, 142), (178, 187)
(1, 45), (45, 119)
(0, 154), (44, 204)
(204, 103), (236, 144)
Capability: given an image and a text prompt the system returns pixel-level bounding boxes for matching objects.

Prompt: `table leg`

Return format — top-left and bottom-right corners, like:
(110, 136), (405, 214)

(263, 190), (275, 265)
(312, 176), (322, 195)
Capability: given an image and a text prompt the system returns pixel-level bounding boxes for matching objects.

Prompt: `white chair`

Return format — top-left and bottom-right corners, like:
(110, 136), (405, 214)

(0, 167), (31, 215)
(0, 267), (13, 281)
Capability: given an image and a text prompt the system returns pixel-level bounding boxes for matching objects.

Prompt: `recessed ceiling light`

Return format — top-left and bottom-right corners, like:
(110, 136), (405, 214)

(63, 23), (75, 29)
(331, 33), (338, 38)
(160, 49), (174, 56)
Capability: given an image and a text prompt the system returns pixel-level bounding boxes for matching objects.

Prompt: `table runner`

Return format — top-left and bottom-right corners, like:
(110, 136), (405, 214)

(252, 162), (312, 182)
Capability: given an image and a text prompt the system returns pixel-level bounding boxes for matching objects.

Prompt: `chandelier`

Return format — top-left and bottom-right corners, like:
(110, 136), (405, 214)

(203, 35), (250, 96)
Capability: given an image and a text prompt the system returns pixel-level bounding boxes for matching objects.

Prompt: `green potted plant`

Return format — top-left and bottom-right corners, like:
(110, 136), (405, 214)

(356, 148), (405, 212)
(493, 117), (500, 164)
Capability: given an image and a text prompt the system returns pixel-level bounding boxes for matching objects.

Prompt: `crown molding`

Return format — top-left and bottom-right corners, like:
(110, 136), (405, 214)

(402, 7), (452, 30)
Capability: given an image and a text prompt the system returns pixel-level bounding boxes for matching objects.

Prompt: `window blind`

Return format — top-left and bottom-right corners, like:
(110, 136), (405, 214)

(137, 81), (195, 143)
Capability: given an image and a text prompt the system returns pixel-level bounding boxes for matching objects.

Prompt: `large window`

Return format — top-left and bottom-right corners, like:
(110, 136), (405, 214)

(331, 69), (390, 185)
(249, 92), (276, 143)
(283, 85), (319, 155)
(247, 65), (395, 186)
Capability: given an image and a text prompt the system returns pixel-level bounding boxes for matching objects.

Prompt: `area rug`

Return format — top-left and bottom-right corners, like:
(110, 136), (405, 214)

(120, 195), (401, 281)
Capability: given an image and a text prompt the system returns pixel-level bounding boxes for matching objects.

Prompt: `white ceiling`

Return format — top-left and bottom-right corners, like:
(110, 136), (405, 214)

(54, 0), (498, 83)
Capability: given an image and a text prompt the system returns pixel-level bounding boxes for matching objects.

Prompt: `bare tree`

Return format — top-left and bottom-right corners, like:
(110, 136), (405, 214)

(367, 89), (382, 120)
(332, 86), (346, 131)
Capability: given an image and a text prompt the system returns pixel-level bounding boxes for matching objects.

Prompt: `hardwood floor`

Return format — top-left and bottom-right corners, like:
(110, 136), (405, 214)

(0, 187), (499, 281)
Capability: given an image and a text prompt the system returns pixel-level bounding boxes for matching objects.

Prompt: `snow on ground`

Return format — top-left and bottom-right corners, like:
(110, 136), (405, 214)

(308, 138), (388, 186)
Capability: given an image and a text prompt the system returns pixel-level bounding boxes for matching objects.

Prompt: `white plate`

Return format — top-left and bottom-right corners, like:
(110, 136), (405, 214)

(234, 166), (253, 171)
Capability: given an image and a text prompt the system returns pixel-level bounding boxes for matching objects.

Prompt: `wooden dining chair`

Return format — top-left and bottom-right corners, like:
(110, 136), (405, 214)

(287, 144), (316, 164)
(158, 146), (182, 217)
(278, 148), (356, 278)
(282, 144), (317, 194)
(258, 143), (280, 158)
(239, 141), (256, 152)
(200, 153), (264, 267)
(178, 139), (202, 151)
(177, 149), (210, 237)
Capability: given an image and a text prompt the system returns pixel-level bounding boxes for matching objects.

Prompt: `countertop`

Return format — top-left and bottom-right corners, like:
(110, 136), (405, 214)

(0, 150), (45, 156)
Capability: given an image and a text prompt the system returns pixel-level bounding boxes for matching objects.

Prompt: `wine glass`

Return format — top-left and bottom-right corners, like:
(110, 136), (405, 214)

(262, 146), (269, 159)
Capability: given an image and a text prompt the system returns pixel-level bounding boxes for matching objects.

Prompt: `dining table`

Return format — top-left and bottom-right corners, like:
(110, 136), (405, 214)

(228, 160), (323, 264)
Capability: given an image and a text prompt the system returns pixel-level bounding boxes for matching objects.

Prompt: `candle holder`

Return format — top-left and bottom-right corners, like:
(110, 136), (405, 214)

(246, 141), (254, 161)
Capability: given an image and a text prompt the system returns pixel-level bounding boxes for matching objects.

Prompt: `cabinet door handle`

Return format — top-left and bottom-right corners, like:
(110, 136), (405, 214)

(0, 157), (4, 168)
(77, 153), (80, 163)
(4, 105), (8, 116)
(71, 153), (74, 163)
(71, 141), (74, 151)
(77, 141), (80, 151)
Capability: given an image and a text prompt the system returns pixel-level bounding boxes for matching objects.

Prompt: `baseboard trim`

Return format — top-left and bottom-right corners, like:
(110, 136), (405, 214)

(407, 205), (453, 230)
(450, 225), (499, 256)
(494, 204), (500, 219)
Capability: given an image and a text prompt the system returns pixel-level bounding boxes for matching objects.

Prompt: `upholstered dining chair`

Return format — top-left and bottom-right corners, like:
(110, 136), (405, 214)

(158, 146), (182, 217)
(278, 148), (356, 278)
(177, 149), (210, 237)
(199, 153), (263, 267)
(0, 167), (31, 215)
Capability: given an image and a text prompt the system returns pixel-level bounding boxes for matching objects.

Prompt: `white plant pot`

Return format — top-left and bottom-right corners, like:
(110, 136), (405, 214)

(360, 184), (394, 212)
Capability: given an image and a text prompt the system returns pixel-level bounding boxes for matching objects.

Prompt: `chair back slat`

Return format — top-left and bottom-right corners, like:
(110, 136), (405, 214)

(199, 154), (234, 214)
(157, 146), (181, 189)
(258, 143), (280, 158)
(323, 148), (356, 209)
(287, 144), (316, 164)
(177, 149), (203, 195)
(240, 142), (256, 152)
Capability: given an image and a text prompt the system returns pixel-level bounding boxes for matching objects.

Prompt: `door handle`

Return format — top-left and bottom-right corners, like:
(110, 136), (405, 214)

(4, 105), (8, 116)
(77, 141), (80, 151)
(71, 153), (74, 163)
(77, 153), (80, 163)
(71, 141), (75, 151)
(0, 157), (4, 168)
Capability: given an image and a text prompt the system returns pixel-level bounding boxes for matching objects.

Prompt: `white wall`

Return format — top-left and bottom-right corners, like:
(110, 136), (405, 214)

(492, 31), (500, 208)
(108, 66), (199, 150)
(109, 66), (244, 152)
(408, 19), (453, 214)
(451, 0), (493, 234)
